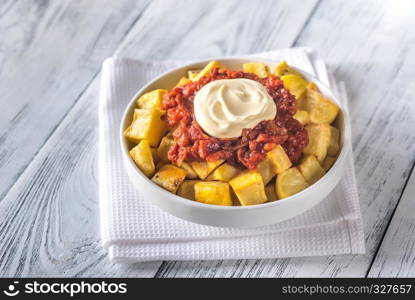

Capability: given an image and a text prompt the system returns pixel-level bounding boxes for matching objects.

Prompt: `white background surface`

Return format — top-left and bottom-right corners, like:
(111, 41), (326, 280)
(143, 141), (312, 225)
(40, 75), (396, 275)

(0, 0), (414, 277)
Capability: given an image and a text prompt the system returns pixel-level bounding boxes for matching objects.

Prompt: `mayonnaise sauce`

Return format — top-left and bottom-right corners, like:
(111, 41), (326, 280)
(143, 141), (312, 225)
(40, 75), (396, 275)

(194, 78), (277, 138)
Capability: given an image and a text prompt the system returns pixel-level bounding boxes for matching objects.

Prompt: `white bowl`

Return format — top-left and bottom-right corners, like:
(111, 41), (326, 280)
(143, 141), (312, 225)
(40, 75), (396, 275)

(120, 57), (351, 228)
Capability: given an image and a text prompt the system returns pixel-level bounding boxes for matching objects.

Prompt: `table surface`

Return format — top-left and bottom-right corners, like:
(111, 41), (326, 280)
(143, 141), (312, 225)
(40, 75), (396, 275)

(1, 0), (414, 278)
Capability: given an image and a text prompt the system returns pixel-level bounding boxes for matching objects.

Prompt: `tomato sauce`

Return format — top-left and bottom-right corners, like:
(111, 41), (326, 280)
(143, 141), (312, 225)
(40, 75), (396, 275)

(161, 68), (308, 169)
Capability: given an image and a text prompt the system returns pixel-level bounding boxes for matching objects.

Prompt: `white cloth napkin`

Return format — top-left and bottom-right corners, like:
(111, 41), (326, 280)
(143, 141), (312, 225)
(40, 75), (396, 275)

(99, 48), (365, 263)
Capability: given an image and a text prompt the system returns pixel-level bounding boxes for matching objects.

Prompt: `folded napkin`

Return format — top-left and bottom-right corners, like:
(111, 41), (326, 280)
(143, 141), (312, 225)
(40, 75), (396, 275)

(99, 48), (365, 263)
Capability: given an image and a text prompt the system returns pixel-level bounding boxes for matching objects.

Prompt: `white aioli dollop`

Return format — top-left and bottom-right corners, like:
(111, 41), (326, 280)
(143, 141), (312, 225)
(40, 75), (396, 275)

(194, 78), (277, 138)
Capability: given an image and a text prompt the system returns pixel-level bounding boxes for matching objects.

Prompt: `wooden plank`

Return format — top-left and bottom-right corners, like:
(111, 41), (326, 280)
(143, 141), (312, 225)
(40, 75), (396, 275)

(367, 164), (415, 277)
(116, 0), (319, 58)
(0, 79), (161, 277)
(157, 0), (415, 277)
(0, 0), (317, 277)
(0, 0), (156, 277)
(0, 0), (151, 200)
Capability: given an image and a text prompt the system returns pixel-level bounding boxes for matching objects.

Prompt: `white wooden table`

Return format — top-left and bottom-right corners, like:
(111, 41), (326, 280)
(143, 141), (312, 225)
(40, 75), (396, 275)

(1, 0), (414, 277)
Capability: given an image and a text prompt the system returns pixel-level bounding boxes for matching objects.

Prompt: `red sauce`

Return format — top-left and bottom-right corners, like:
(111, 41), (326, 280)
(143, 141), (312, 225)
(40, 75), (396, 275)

(161, 68), (308, 169)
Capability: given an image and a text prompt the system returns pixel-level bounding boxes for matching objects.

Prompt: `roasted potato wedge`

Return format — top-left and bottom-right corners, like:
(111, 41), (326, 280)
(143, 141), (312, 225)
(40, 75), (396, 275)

(293, 110), (310, 125)
(194, 181), (232, 206)
(191, 160), (224, 180)
(309, 99), (339, 124)
(207, 163), (239, 182)
(192, 61), (224, 81)
(125, 108), (166, 147)
(257, 145), (291, 183)
(124, 109), (140, 143)
(188, 69), (201, 81)
(177, 180), (201, 201)
(157, 136), (198, 178)
(328, 126), (340, 156)
(180, 162), (198, 179)
(281, 74), (308, 106)
(303, 123), (331, 162)
(230, 188), (240, 206)
(298, 155), (325, 184)
(256, 156), (275, 185)
(276, 167), (309, 199)
(129, 140), (155, 177)
(303, 87), (339, 124)
(322, 156), (337, 171)
(274, 61), (303, 77)
(243, 62), (270, 78)
(267, 144), (292, 174)
(151, 147), (159, 164)
(151, 164), (186, 193)
(155, 161), (166, 171)
(229, 170), (267, 206)
(157, 136), (174, 163)
(136, 89), (167, 110)
(175, 77), (192, 87)
(307, 82), (320, 92)
(265, 182), (278, 202)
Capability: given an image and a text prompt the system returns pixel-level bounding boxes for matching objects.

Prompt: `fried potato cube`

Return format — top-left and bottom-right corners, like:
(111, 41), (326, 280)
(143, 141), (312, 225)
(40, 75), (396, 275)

(125, 108), (166, 147)
(124, 126), (137, 143)
(281, 74), (308, 106)
(265, 182), (278, 202)
(267, 145), (292, 174)
(157, 136), (198, 179)
(129, 140), (155, 177)
(322, 156), (337, 171)
(151, 147), (159, 164)
(155, 161), (166, 171)
(180, 162), (198, 179)
(175, 77), (192, 87)
(151, 164), (186, 194)
(194, 181), (232, 206)
(302, 88), (320, 111)
(207, 163), (239, 182)
(276, 167), (309, 199)
(230, 188), (240, 206)
(177, 180), (201, 201)
(136, 89), (167, 110)
(124, 109), (141, 143)
(243, 62), (270, 78)
(303, 87), (339, 124)
(307, 82), (320, 92)
(229, 170), (267, 206)
(165, 126), (176, 139)
(303, 124), (331, 162)
(256, 157), (275, 184)
(274, 61), (303, 77)
(328, 126), (340, 156)
(192, 61), (224, 81)
(298, 155), (326, 184)
(293, 110), (310, 125)
(191, 160), (224, 180)
(157, 136), (174, 163)
(309, 98), (339, 124)
(188, 69), (201, 81)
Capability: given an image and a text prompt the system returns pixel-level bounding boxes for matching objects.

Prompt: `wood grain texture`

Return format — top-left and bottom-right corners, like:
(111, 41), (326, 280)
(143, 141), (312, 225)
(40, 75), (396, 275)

(117, 0), (319, 59)
(0, 0), (151, 200)
(2, 0), (414, 278)
(0, 0), (318, 277)
(157, 0), (415, 277)
(368, 164), (415, 277)
(0, 79), (160, 277)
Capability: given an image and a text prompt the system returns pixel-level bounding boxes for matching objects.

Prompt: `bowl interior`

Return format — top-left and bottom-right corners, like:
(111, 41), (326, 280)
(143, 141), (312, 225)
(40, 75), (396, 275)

(120, 57), (350, 210)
